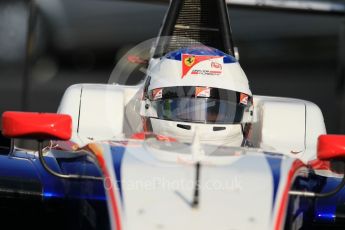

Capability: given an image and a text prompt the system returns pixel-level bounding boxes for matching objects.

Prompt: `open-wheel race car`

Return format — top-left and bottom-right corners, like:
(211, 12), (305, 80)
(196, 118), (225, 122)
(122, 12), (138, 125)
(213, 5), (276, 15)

(1, 0), (345, 230)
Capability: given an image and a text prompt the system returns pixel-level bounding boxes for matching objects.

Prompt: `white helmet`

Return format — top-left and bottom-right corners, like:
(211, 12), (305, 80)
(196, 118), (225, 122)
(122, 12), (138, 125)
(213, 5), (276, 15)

(140, 47), (253, 146)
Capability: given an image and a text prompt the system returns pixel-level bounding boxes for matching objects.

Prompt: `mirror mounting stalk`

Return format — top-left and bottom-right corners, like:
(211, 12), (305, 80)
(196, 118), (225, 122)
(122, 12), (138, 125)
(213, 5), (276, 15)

(37, 141), (103, 180)
(289, 161), (345, 198)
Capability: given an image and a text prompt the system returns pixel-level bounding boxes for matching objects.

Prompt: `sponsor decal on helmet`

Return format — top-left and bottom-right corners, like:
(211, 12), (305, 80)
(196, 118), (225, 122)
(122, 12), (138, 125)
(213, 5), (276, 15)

(211, 62), (222, 70)
(195, 87), (211, 98)
(190, 70), (222, 76)
(152, 88), (163, 100)
(182, 54), (220, 78)
(240, 93), (249, 105)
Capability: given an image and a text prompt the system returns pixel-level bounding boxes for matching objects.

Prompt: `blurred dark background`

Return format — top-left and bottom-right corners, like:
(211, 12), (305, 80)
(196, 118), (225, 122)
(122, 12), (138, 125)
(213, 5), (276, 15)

(0, 0), (344, 134)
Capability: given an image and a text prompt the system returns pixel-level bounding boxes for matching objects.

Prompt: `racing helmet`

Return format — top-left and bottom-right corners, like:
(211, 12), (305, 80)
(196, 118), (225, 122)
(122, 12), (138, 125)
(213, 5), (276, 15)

(140, 47), (253, 146)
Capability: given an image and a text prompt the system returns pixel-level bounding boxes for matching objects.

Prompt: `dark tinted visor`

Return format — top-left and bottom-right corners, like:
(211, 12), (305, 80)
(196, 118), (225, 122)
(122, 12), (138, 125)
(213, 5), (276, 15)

(149, 86), (251, 124)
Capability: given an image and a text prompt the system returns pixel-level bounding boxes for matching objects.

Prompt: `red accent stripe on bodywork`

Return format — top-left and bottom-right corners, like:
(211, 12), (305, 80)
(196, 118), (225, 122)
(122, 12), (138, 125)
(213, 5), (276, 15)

(131, 132), (177, 142)
(309, 159), (331, 171)
(274, 160), (306, 230)
(89, 144), (122, 230)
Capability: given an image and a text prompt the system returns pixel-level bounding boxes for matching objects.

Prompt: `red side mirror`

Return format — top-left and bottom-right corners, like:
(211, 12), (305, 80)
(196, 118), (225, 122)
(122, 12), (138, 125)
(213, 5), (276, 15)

(2, 111), (72, 141)
(317, 135), (345, 161)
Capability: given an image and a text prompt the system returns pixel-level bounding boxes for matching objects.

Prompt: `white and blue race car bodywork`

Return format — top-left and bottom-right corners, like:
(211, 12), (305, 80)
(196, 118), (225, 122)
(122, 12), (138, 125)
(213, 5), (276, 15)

(1, 76), (344, 230)
(38, 82), (334, 229)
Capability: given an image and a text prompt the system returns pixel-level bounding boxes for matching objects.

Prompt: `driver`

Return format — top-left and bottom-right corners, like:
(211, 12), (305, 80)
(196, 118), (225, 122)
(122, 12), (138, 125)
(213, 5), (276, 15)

(140, 47), (253, 146)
